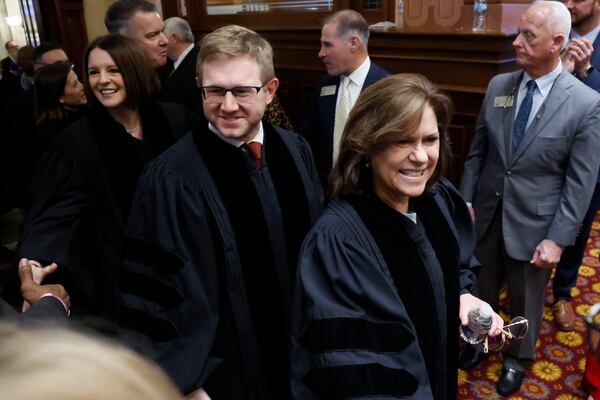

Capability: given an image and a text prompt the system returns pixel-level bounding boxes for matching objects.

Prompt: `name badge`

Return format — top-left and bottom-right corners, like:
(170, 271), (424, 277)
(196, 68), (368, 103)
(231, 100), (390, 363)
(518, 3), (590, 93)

(493, 96), (514, 108)
(320, 85), (337, 96)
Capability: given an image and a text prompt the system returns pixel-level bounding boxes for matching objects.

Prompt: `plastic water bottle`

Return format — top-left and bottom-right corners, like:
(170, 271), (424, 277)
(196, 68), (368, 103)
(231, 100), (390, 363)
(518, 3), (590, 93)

(396, 0), (404, 29)
(460, 304), (493, 344)
(472, 0), (487, 33)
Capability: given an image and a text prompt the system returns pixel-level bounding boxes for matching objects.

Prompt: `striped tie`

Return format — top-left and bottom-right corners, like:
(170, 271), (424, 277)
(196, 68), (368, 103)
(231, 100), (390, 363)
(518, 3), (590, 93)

(512, 80), (537, 154)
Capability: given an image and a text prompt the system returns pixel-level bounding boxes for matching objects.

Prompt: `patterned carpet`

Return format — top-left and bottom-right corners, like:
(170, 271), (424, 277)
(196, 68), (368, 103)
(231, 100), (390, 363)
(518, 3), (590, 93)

(458, 210), (600, 399)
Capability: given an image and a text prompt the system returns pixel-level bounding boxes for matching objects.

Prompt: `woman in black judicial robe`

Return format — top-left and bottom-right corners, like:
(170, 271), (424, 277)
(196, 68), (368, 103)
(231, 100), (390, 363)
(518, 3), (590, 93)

(19, 35), (188, 318)
(32, 61), (87, 163)
(291, 74), (504, 400)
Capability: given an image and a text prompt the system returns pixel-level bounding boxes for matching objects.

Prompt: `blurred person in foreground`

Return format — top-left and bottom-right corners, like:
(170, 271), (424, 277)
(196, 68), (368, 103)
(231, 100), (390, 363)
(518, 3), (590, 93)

(291, 73), (503, 400)
(0, 322), (182, 400)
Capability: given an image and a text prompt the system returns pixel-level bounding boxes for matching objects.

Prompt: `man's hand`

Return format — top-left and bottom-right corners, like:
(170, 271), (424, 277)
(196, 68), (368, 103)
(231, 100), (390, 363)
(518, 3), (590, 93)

(530, 239), (563, 269)
(459, 293), (504, 336)
(186, 388), (212, 400)
(564, 37), (594, 76)
(22, 258), (58, 284)
(19, 258), (70, 308)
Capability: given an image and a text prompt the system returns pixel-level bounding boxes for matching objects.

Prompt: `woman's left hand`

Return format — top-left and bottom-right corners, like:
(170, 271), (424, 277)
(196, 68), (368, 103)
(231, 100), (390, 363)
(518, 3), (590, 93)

(459, 293), (504, 336)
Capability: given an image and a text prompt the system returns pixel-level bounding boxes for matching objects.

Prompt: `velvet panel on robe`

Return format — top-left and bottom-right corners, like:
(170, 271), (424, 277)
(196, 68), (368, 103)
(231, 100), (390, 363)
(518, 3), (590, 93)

(19, 102), (189, 318)
(291, 178), (477, 400)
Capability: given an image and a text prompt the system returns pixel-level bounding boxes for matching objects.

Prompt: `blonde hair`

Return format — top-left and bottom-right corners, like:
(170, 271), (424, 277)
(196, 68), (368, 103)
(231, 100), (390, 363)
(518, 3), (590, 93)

(330, 73), (453, 199)
(0, 323), (182, 400)
(196, 24), (275, 82)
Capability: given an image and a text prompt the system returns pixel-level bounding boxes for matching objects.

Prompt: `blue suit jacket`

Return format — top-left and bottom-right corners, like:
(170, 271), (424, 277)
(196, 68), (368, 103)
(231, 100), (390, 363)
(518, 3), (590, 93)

(577, 33), (600, 182)
(299, 62), (389, 174)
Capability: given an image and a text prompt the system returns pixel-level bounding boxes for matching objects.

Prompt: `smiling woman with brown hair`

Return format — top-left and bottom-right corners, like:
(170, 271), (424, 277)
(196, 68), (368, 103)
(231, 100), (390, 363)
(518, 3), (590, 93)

(19, 34), (190, 321)
(291, 73), (503, 400)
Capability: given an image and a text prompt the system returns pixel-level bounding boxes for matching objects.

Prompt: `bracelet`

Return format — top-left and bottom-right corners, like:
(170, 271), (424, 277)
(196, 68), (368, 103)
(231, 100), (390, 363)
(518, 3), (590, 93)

(39, 293), (70, 317)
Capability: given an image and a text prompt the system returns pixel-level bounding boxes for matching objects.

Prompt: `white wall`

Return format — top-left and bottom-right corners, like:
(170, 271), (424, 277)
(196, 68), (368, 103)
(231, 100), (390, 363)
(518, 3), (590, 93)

(1, 0), (28, 59)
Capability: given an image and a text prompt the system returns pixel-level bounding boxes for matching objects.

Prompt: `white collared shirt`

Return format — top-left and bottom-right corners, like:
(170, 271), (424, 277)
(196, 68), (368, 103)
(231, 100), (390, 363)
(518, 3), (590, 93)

(208, 122), (264, 148)
(571, 23), (600, 44)
(173, 43), (195, 71)
(336, 56), (371, 110)
(515, 61), (562, 130)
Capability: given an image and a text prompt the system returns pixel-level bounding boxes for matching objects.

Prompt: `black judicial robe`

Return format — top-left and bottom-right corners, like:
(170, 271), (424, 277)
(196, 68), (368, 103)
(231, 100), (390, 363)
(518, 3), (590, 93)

(291, 178), (477, 400)
(19, 102), (188, 318)
(33, 108), (85, 167)
(120, 124), (323, 397)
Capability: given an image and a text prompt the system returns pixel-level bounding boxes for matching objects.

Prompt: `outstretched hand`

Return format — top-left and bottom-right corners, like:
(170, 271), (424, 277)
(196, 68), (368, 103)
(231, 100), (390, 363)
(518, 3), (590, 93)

(19, 258), (70, 310)
(459, 293), (504, 336)
(24, 258), (58, 284)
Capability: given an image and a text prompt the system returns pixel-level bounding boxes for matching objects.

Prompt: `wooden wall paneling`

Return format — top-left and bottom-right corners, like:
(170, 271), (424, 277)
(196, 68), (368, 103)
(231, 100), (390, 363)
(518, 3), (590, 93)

(268, 29), (518, 182)
(161, 0), (180, 18)
(32, 0), (61, 44)
(31, 0), (87, 75)
(54, 0), (88, 75)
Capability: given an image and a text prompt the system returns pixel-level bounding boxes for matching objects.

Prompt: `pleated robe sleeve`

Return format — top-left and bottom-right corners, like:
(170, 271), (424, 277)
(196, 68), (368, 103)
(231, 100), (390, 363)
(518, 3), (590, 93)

(120, 155), (221, 394)
(291, 202), (434, 400)
(20, 133), (91, 268)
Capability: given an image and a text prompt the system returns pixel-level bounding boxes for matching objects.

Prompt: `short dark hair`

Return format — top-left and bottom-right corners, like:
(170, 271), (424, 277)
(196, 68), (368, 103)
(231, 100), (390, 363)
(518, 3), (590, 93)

(330, 73), (453, 199)
(33, 61), (72, 124)
(322, 10), (369, 47)
(83, 34), (160, 110)
(104, 0), (157, 34)
(33, 42), (64, 64)
(17, 45), (35, 75)
(4, 40), (17, 51)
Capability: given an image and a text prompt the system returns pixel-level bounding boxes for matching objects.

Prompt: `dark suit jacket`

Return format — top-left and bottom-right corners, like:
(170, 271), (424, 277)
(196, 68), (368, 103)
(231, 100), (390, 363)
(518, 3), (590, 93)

(161, 45), (202, 117)
(299, 62), (389, 174)
(0, 296), (67, 322)
(577, 33), (600, 182)
(1, 57), (20, 77)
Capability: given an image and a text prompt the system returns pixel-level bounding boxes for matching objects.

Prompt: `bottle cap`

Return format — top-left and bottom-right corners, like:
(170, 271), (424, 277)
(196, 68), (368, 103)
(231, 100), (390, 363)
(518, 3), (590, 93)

(479, 303), (493, 318)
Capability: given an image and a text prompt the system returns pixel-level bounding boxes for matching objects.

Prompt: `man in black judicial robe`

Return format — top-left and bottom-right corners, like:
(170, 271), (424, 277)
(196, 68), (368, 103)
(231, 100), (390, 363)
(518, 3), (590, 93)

(119, 25), (323, 399)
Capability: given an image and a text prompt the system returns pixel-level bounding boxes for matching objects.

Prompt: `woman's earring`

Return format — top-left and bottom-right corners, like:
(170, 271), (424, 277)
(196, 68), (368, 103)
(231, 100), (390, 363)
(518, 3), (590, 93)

(365, 160), (371, 168)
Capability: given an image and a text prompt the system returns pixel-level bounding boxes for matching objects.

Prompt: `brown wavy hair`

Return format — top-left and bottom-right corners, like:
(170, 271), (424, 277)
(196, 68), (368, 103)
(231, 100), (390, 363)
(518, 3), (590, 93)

(329, 73), (453, 199)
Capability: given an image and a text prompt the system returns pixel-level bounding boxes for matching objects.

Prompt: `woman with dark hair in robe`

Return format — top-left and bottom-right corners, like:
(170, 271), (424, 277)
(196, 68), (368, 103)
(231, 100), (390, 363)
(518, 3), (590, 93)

(291, 74), (504, 400)
(33, 61), (87, 161)
(19, 34), (189, 319)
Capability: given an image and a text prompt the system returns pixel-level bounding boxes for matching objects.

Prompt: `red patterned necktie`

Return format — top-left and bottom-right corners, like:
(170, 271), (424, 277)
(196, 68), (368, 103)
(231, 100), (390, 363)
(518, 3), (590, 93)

(245, 141), (262, 169)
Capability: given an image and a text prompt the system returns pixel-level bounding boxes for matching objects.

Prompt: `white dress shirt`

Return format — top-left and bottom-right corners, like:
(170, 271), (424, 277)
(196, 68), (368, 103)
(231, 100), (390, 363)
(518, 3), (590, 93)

(335, 56), (371, 111)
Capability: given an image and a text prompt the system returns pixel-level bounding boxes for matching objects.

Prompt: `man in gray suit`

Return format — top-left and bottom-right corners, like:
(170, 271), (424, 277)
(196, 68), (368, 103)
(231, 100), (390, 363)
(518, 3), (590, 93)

(459, 1), (600, 396)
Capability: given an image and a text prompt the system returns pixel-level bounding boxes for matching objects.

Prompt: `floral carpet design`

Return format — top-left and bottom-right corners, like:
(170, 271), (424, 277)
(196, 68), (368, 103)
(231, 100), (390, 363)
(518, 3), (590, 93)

(458, 212), (600, 399)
